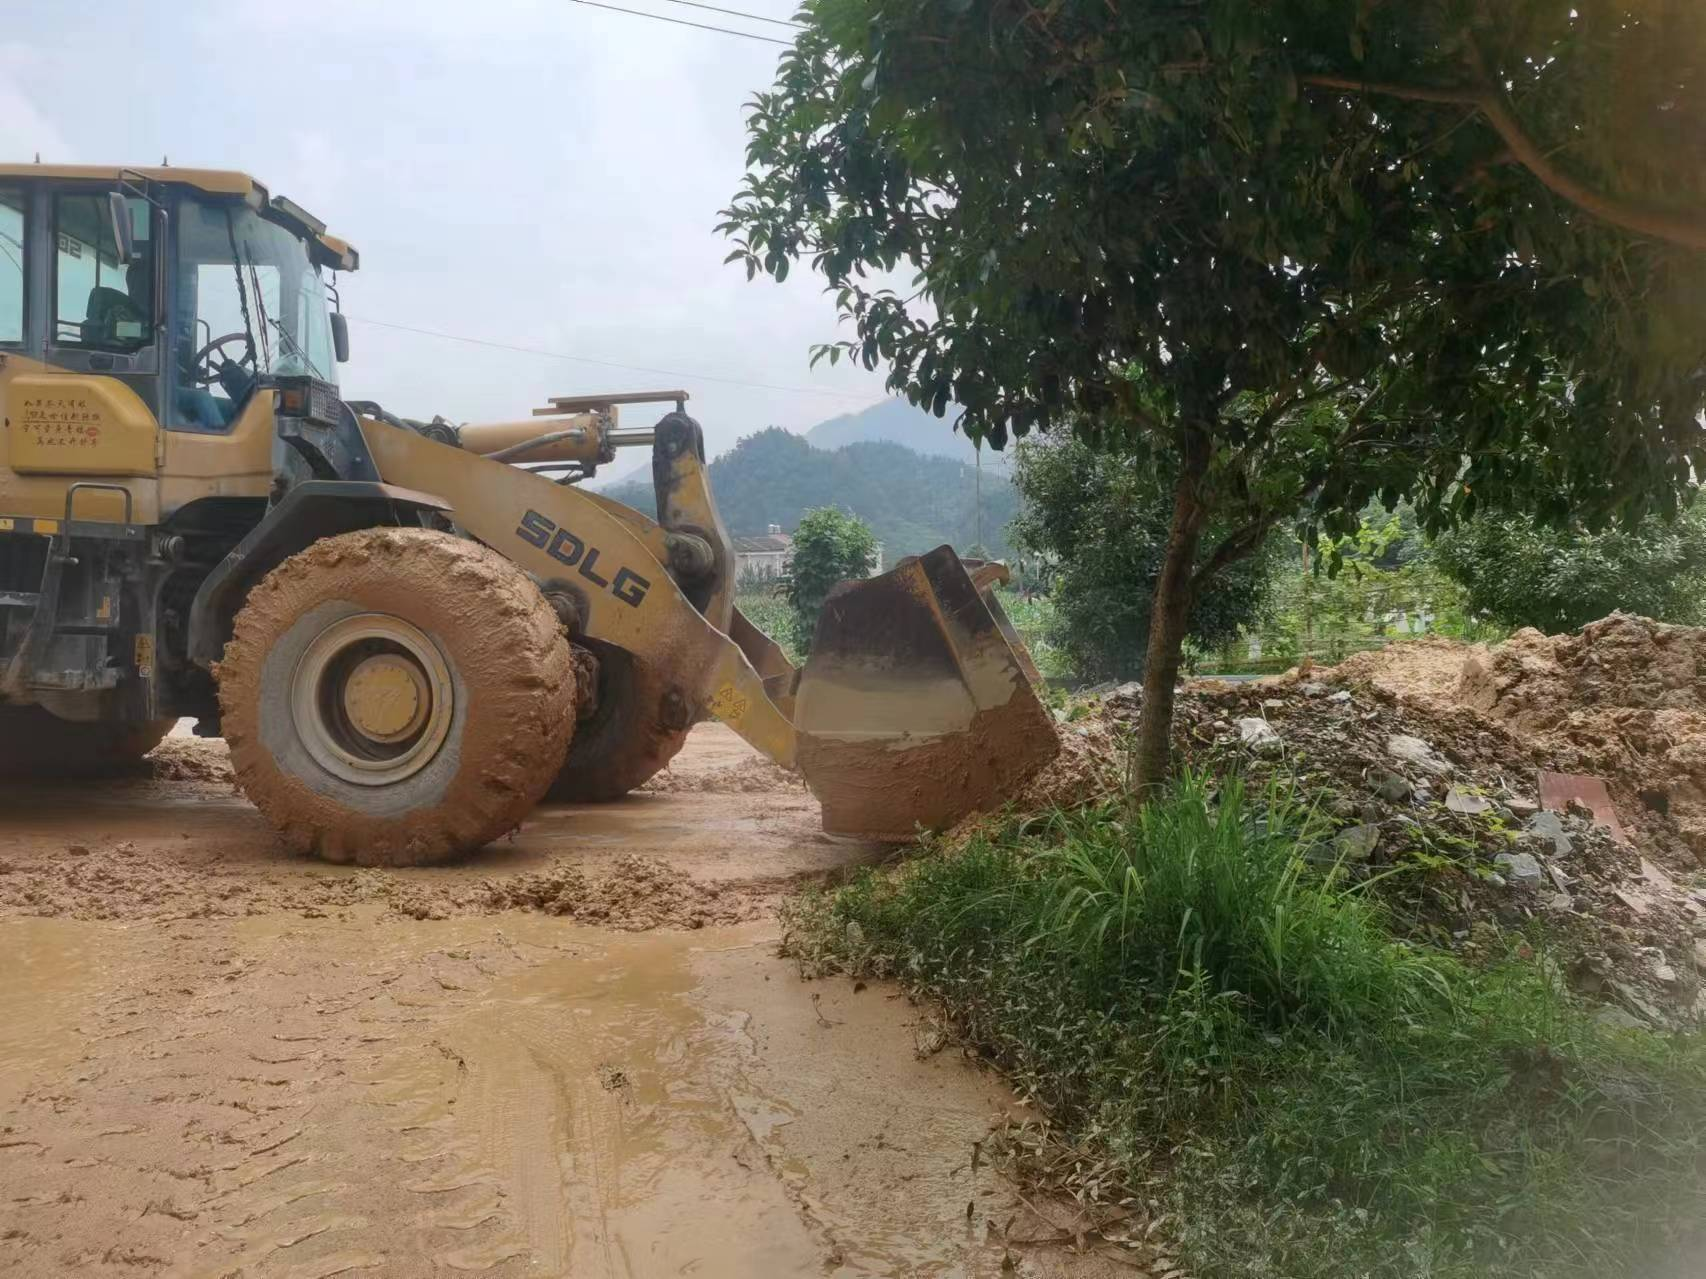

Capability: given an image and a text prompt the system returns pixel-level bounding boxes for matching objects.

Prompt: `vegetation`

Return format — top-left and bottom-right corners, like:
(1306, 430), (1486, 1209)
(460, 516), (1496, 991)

(724, 0), (1706, 793)
(788, 777), (1706, 1277)
(1223, 507), (1494, 671)
(605, 427), (1018, 560)
(1010, 436), (1282, 681)
(783, 507), (878, 653)
(732, 585), (801, 666)
(1433, 503), (1706, 633)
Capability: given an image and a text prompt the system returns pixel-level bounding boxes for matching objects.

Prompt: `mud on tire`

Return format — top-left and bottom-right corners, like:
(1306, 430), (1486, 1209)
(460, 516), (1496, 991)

(0, 707), (174, 778)
(545, 639), (690, 803)
(218, 528), (577, 866)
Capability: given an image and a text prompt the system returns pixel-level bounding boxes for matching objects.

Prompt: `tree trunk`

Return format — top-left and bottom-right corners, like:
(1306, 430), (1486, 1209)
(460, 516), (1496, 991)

(1131, 440), (1210, 796)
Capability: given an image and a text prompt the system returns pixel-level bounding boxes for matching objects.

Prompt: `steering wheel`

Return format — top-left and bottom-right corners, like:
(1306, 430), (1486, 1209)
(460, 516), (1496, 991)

(190, 332), (255, 386)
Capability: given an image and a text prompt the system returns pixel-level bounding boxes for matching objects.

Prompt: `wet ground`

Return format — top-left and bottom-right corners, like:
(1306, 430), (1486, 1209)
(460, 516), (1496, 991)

(0, 726), (1124, 1278)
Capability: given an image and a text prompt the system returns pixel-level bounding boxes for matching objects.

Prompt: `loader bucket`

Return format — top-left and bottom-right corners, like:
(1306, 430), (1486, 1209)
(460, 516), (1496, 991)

(794, 546), (1060, 839)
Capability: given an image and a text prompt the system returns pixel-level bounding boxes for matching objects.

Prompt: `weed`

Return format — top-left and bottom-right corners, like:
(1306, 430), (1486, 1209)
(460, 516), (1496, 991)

(785, 776), (1706, 1278)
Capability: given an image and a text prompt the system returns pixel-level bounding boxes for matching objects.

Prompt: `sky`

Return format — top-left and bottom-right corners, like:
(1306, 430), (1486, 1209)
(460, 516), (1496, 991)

(0, 0), (900, 461)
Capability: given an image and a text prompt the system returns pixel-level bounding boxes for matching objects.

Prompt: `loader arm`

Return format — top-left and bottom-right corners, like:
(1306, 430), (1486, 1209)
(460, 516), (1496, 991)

(359, 418), (798, 768)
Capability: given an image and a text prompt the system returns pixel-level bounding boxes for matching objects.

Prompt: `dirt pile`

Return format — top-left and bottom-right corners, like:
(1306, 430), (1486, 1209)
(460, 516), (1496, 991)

(1455, 615), (1706, 856)
(143, 734), (233, 783)
(0, 839), (772, 928)
(391, 854), (763, 929)
(967, 626), (1706, 1029)
(641, 756), (805, 794)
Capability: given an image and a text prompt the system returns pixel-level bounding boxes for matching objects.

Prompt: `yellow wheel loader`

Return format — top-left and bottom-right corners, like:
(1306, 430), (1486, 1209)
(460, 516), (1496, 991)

(0, 165), (1057, 863)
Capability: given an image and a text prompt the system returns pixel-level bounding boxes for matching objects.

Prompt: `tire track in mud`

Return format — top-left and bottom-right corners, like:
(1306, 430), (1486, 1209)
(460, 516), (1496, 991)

(1, 726), (1131, 1278)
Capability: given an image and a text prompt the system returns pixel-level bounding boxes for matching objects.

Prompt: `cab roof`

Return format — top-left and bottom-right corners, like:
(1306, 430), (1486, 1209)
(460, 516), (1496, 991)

(0, 163), (358, 272)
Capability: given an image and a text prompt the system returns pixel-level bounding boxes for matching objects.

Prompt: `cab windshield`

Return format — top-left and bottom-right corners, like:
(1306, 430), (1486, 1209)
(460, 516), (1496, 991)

(173, 196), (336, 430)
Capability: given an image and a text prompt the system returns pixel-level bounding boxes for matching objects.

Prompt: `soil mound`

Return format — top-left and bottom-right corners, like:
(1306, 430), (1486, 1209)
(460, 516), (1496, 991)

(954, 622), (1706, 1029)
(391, 855), (763, 929)
(642, 758), (805, 794)
(145, 735), (234, 784)
(1341, 615), (1706, 862)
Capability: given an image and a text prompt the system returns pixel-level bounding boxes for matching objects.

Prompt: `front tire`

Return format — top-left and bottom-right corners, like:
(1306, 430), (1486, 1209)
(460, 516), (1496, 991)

(218, 528), (577, 866)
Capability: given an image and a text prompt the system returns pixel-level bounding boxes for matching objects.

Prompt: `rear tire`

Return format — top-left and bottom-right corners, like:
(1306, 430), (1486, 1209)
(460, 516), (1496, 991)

(0, 707), (173, 778)
(545, 640), (690, 802)
(218, 528), (577, 866)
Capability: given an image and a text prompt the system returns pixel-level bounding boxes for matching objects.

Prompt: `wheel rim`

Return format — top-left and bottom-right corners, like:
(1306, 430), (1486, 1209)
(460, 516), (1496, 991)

(291, 613), (455, 786)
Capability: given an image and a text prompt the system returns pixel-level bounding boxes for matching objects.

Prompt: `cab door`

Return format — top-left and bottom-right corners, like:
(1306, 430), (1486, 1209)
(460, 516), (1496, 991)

(8, 186), (162, 480)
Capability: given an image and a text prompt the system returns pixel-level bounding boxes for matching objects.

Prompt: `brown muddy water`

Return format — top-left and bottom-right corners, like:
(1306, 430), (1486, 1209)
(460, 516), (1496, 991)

(0, 726), (1123, 1278)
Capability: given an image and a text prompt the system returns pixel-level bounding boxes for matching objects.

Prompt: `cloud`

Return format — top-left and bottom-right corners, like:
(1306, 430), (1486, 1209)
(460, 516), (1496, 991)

(0, 44), (74, 161)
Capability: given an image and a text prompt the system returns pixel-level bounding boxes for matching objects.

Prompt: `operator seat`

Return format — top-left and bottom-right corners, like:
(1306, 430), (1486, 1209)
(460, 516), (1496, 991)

(80, 260), (152, 348)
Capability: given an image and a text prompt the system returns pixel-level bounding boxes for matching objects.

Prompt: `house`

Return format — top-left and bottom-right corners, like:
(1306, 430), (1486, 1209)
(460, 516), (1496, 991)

(733, 524), (793, 580)
(733, 523), (886, 582)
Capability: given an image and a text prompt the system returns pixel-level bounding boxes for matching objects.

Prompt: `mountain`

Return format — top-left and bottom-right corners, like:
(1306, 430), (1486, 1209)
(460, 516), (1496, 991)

(588, 398), (1008, 491)
(603, 426), (1019, 561)
(806, 399), (974, 459)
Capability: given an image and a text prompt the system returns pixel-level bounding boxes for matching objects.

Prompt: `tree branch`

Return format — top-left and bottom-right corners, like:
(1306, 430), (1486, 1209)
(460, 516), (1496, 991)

(1299, 74), (1706, 251)
(1191, 511), (1284, 594)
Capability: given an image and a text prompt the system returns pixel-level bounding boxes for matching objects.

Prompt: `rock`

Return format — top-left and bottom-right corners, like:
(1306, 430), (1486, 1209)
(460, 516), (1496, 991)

(1545, 862), (1572, 895)
(1506, 797), (1540, 818)
(1614, 888), (1653, 916)
(1640, 858), (1676, 892)
(1262, 698), (1286, 711)
(1445, 787), (1493, 815)
(1327, 690), (1353, 704)
(1334, 824), (1381, 862)
(1543, 892), (1574, 913)
(1493, 851), (1544, 890)
(1413, 785), (1436, 805)
(1640, 947), (1680, 986)
(1593, 1005), (1648, 1032)
(1301, 682), (1328, 698)
(1387, 734), (1453, 777)
(1609, 979), (1665, 1026)
(1522, 811), (1573, 858)
(1694, 938), (1706, 970)
(1237, 718), (1283, 754)
(1371, 773), (1412, 804)
(1487, 873), (1508, 889)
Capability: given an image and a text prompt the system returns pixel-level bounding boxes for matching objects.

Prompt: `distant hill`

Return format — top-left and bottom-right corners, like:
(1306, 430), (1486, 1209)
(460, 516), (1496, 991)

(806, 398), (998, 465)
(604, 426), (1018, 562)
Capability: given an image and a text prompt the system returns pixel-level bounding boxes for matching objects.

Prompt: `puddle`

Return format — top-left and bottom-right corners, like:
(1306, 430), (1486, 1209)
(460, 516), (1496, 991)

(366, 926), (825, 1278)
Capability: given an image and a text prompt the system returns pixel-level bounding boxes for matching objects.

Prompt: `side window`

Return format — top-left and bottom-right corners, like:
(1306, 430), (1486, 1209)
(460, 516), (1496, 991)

(52, 192), (154, 352)
(0, 189), (22, 344)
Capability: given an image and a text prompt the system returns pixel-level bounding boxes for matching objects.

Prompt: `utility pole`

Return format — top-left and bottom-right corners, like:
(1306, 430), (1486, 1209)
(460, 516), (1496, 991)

(974, 443), (983, 554)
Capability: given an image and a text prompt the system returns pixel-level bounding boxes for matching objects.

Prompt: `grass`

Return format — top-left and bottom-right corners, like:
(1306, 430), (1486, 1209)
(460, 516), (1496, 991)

(786, 775), (1706, 1277)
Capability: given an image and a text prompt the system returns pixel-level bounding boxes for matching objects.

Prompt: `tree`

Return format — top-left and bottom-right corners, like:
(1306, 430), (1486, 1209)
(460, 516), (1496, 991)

(784, 507), (879, 652)
(1432, 503), (1706, 633)
(1010, 436), (1280, 680)
(722, 0), (1706, 790)
(1258, 509), (1471, 664)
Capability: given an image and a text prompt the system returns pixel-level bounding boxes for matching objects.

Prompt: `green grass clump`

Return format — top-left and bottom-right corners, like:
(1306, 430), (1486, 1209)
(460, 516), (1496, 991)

(786, 775), (1706, 1278)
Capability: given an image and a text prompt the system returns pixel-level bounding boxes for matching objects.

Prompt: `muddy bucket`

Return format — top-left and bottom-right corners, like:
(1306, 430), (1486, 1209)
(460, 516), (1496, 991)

(793, 546), (1060, 839)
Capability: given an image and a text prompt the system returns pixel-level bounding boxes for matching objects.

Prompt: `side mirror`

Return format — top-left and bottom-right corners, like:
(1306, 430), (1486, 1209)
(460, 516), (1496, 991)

(330, 311), (350, 364)
(107, 192), (136, 265)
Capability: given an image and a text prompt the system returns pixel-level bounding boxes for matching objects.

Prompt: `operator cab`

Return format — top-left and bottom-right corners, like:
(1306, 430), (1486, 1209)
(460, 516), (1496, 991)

(0, 165), (357, 433)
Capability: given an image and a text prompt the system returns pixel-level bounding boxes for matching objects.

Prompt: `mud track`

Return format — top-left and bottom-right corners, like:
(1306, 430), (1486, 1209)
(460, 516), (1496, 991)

(0, 725), (1120, 1278)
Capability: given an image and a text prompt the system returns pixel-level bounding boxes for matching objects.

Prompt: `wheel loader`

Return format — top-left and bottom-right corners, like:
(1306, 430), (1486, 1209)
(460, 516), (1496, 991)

(0, 165), (1057, 864)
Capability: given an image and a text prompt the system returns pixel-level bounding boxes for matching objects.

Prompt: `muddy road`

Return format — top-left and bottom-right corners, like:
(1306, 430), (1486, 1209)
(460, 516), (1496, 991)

(0, 726), (1120, 1278)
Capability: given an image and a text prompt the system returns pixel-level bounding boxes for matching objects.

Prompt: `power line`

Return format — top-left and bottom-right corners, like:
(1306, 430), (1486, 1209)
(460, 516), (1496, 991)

(349, 315), (883, 403)
(655, 0), (802, 28)
(568, 0), (792, 44)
